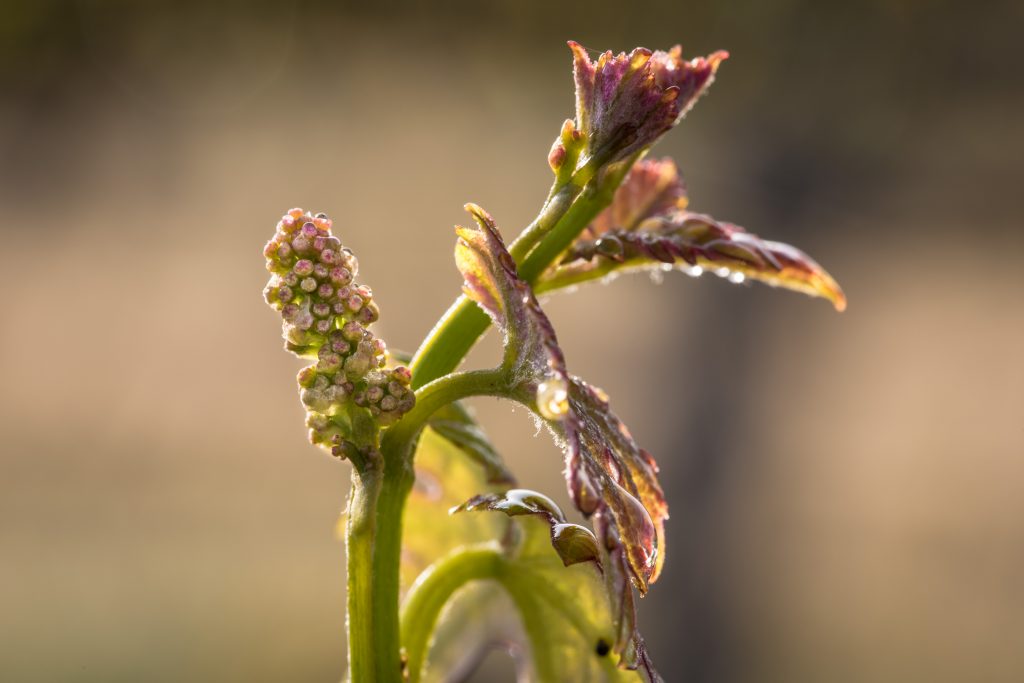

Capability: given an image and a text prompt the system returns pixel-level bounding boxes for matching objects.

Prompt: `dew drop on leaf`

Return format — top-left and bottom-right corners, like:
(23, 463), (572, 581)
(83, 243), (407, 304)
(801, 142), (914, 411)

(728, 271), (745, 284)
(536, 379), (569, 420)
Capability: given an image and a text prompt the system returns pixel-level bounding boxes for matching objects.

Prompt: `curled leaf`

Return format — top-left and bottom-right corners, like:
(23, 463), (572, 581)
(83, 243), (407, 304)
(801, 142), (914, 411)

(455, 203), (569, 402)
(454, 489), (601, 567)
(540, 159), (847, 311)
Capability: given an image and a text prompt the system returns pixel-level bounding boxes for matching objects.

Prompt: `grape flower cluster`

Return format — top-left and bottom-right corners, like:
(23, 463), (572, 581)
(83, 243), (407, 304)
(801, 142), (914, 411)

(263, 208), (414, 455)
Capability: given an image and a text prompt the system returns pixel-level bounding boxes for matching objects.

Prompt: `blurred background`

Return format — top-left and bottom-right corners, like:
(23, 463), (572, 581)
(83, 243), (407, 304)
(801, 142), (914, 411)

(2, 0), (1022, 680)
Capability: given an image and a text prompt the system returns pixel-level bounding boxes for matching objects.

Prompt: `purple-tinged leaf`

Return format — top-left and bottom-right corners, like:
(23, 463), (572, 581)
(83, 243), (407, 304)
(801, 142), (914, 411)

(454, 203), (666, 676)
(560, 378), (668, 589)
(569, 41), (728, 167)
(586, 157), (688, 236)
(541, 158), (847, 311)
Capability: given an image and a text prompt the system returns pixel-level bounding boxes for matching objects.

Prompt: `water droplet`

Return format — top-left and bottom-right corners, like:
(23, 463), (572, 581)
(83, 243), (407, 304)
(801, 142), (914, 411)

(715, 267), (730, 278)
(536, 378), (569, 420)
(686, 265), (703, 277)
(728, 271), (746, 284)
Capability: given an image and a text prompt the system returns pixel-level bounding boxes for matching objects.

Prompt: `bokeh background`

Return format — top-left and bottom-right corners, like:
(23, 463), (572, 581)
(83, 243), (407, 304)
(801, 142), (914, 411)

(2, 1), (1022, 681)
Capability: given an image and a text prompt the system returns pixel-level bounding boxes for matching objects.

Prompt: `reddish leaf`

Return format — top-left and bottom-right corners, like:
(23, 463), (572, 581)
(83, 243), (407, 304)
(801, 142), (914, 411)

(569, 41), (728, 167)
(542, 158), (847, 311)
(455, 204), (668, 672)
(586, 157), (688, 236)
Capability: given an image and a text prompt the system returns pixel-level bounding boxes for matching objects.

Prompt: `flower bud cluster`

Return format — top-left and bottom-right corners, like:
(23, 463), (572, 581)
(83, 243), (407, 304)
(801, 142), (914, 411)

(263, 208), (415, 454)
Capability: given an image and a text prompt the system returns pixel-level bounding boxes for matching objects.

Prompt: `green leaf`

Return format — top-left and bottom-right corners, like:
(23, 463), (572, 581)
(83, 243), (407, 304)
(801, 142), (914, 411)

(428, 401), (515, 486)
(401, 427), (506, 589)
(403, 437), (663, 681)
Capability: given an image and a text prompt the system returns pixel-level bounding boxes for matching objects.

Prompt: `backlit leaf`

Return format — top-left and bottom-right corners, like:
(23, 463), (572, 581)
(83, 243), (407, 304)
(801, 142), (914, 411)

(428, 401), (515, 486)
(405, 431), (660, 681)
(540, 159), (847, 311)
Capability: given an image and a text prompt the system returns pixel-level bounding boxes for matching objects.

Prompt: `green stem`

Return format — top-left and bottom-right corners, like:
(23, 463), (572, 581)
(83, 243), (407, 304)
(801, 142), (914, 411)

(383, 369), (509, 454)
(401, 546), (504, 683)
(366, 458), (414, 682)
(517, 158), (637, 284)
(347, 369), (509, 682)
(346, 460), (383, 683)
(407, 174), (582, 392)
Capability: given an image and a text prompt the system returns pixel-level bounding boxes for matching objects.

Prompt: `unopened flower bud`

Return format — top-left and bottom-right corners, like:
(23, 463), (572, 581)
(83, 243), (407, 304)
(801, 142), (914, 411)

(346, 294), (364, 312)
(391, 366), (412, 386)
(344, 353), (371, 379)
(341, 321), (364, 342)
(297, 366), (318, 388)
(317, 352), (343, 375)
(358, 302), (380, 324)
(330, 266), (353, 286)
(294, 259), (314, 277)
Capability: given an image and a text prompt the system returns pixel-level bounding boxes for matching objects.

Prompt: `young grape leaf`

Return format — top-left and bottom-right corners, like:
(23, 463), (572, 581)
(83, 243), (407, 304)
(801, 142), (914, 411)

(454, 204), (667, 671)
(561, 377), (668, 588)
(539, 158), (847, 311)
(568, 41), (727, 168)
(584, 157), (688, 237)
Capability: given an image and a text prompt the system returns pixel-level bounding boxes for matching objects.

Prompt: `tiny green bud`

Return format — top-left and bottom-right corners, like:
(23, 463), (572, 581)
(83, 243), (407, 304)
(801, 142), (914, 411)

(297, 366), (318, 388)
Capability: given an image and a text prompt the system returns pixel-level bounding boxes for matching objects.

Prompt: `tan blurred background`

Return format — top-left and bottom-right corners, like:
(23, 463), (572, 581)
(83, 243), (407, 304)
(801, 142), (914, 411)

(2, 0), (1023, 680)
